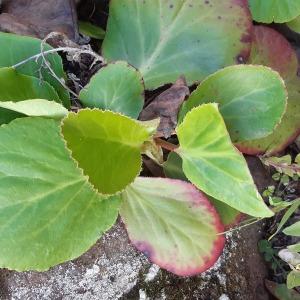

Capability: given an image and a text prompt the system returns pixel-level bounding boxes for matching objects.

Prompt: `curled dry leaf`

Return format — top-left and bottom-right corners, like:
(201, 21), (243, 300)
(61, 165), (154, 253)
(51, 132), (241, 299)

(139, 77), (190, 138)
(0, 0), (79, 41)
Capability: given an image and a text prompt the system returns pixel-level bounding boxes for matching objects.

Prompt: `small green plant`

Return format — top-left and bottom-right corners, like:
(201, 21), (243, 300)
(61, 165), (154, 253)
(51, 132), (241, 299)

(0, 0), (299, 278)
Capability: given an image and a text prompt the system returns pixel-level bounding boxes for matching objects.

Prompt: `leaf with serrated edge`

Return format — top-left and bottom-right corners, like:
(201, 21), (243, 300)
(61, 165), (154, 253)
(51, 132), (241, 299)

(0, 32), (70, 107)
(102, 0), (252, 89)
(176, 104), (273, 218)
(0, 117), (120, 271)
(248, 0), (300, 23)
(121, 177), (225, 276)
(61, 109), (151, 195)
(179, 65), (287, 143)
(0, 99), (67, 119)
(79, 61), (144, 119)
(236, 26), (300, 155)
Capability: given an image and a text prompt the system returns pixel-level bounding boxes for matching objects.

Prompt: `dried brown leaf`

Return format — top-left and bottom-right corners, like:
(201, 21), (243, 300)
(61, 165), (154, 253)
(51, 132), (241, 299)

(140, 77), (189, 138)
(0, 0), (79, 41)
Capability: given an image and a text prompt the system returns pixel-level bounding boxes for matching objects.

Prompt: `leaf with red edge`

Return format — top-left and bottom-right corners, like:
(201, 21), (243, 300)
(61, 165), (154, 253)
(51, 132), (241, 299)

(163, 152), (243, 229)
(120, 177), (225, 276)
(237, 26), (300, 155)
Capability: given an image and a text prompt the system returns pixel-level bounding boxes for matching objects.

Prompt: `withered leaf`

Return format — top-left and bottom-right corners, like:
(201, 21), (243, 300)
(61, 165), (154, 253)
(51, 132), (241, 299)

(139, 77), (190, 138)
(0, 0), (79, 41)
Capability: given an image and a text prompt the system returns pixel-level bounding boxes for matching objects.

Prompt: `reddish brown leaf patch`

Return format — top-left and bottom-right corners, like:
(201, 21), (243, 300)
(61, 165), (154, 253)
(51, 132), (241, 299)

(139, 77), (190, 138)
(0, 0), (79, 41)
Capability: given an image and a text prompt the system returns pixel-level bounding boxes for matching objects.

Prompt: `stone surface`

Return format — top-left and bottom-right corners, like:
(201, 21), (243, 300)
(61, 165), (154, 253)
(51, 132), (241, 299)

(0, 157), (272, 300)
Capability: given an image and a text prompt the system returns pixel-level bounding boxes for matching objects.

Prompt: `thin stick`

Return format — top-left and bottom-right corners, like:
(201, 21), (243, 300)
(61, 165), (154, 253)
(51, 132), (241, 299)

(40, 39), (79, 98)
(12, 47), (104, 69)
(217, 218), (263, 235)
(155, 138), (178, 152)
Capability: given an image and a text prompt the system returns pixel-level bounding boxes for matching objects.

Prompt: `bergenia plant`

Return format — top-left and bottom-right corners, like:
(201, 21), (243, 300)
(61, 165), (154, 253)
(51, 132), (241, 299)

(0, 0), (298, 277)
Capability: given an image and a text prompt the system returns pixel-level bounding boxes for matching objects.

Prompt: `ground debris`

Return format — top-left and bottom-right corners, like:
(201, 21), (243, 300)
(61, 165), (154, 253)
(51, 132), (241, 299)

(0, 0), (79, 41)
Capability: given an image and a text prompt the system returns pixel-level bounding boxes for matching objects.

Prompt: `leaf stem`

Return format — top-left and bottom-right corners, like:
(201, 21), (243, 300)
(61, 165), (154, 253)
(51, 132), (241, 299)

(154, 138), (178, 152)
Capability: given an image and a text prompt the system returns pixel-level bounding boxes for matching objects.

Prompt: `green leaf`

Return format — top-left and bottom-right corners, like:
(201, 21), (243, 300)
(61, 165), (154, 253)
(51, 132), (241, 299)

(0, 117), (120, 271)
(102, 0), (252, 89)
(61, 109), (151, 195)
(284, 221), (300, 236)
(79, 21), (106, 39)
(163, 152), (188, 181)
(266, 280), (300, 300)
(79, 62), (144, 119)
(288, 243), (300, 253)
(236, 26), (300, 155)
(0, 67), (61, 124)
(269, 199), (300, 240)
(120, 177), (225, 276)
(163, 151), (242, 228)
(179, 65), (287, 143)
(209, 198), (242, 229)
(287, 271), (300, 289)
(0, 32), (70, 107)
(176, 104), (273, 218)
(287, 16), (300, 34)
(248, 0), (300, 23)
(0, 99), (68, 119)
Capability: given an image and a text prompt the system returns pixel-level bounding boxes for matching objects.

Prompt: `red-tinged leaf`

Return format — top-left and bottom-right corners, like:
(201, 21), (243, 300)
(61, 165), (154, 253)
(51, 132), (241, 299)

(236, 26), (300, 155)
(121, 177), (225, 276)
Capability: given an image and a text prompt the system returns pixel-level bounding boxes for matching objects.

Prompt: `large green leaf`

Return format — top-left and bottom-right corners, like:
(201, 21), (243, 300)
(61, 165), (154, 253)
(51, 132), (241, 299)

(0, 32), (70, 107)
(0, 67), (60, 124)
(179, 65), (287, 143)
(0, 99), (68, 119)
(0, 117), (120, 271)
(236, 26), (300, 155)
(176, 104), (273, 218)
(102, 0), (252, 89)
(79, 61), (144, 119)
(163, 151), (242, 228)
(121, 177), (225, 276)
(61, 109), (151, 195)
(248, 0), (300, 23)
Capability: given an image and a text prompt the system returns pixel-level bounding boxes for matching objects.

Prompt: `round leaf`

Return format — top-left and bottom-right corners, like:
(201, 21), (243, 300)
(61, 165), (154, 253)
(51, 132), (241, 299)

(179, 65), (287, 142)
(236, 26), (300, 155)
(176, 104), (273, 218)
(102, 0), (252, 89)
(0, 99), (68, 119)
(0, 67), (60, 124)
(79, 61), (144, 119)
(61, 109), (151, 195)
(0, 32), (70, 107)
(121, 177), (225, 276)
(0, 117), (120, 271)
(248, 0), (300, 23)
